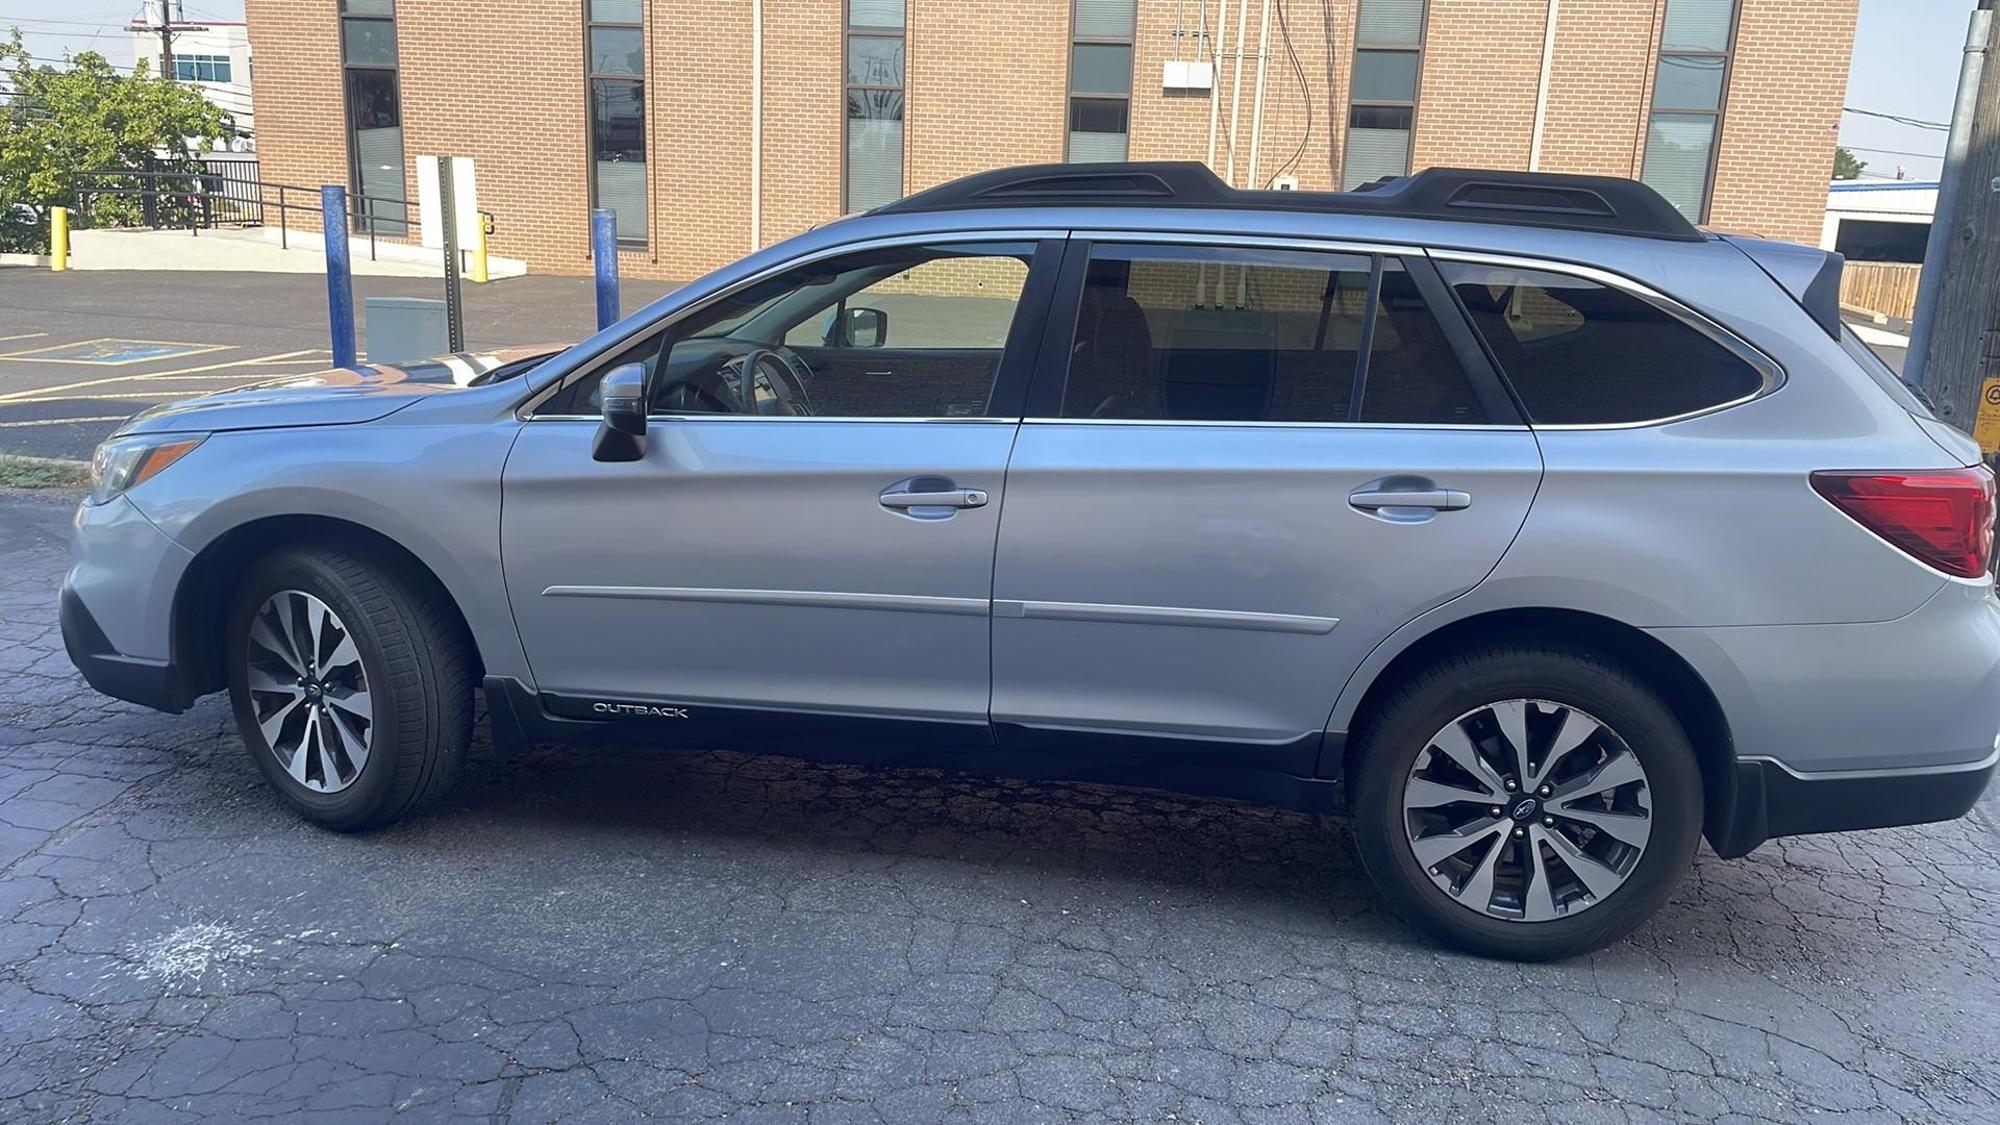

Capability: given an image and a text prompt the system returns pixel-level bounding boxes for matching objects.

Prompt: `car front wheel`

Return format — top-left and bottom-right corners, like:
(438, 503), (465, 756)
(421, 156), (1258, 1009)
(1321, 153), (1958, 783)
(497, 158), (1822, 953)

(1350, 644), (1703, 960)
(226, 547), (473, 831)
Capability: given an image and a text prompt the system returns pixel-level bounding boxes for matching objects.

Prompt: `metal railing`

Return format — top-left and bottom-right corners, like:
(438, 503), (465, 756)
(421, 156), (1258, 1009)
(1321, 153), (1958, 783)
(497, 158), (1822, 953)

(69, 168), (410, 262)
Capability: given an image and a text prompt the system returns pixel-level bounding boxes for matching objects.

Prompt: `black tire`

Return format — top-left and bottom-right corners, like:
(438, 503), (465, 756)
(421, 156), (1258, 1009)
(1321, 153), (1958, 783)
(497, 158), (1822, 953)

(226, 546), (474, 831)
(1349, 644), (1702, 960)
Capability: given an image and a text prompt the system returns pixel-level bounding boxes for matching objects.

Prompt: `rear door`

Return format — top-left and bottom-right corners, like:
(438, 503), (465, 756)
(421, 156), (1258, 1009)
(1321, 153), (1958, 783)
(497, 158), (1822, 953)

(988, 236), (1543, 766)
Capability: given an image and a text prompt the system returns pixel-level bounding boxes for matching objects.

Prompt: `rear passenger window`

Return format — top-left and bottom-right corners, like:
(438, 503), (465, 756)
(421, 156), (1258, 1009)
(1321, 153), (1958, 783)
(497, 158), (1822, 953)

(1059, 244), (1488, 424)
(1441, 262), (1768, 425)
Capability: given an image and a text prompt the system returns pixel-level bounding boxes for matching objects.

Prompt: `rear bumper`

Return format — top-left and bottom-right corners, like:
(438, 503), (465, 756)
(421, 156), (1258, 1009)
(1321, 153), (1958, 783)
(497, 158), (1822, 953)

(1708, 749), (1997, 859)
(61, 584), (191, 713)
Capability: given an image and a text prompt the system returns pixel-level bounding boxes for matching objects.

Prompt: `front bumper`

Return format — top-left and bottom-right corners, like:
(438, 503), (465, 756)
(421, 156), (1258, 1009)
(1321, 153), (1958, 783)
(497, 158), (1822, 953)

(1709, 750), (1997, 858)
(60, 584), (191, 713)
(61, 494), (197, 713)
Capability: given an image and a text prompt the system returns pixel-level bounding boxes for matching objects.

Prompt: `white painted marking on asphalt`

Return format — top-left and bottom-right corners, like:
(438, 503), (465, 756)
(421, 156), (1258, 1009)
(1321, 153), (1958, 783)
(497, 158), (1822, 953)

(0, 337), (232, 365)
(0, 332), (48, 344)
(0, 415), (129, 428)
(0, 349), (327, 405)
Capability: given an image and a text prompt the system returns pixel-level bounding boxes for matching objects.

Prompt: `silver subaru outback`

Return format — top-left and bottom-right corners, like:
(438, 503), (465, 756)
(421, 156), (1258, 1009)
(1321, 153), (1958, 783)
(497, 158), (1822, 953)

(62, 164), (2000, 959)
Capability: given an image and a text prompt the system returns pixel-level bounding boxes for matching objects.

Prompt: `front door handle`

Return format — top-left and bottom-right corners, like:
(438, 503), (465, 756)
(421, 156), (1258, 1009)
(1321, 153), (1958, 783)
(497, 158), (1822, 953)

(880, 477), (988, 520)
(1348, 487), (1472, 511)
(880, 488), (987, 509)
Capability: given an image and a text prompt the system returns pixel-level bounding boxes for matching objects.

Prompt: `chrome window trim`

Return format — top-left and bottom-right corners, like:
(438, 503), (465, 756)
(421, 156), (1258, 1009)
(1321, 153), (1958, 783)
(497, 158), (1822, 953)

(523, 414), (1015, 424)
(1426, 248), (1786, 430)
(513, 228), (1067, 418)
(1020, 418), (1529, 432)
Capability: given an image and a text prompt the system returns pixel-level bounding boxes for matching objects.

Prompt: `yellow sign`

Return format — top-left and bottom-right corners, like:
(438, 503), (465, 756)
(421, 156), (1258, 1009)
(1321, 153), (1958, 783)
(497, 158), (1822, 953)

(1975, 378), (2000, 455)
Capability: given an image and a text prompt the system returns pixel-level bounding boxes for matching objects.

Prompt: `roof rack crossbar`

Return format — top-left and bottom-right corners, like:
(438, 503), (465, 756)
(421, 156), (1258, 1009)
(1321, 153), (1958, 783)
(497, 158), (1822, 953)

(874, 162), (1704, 243)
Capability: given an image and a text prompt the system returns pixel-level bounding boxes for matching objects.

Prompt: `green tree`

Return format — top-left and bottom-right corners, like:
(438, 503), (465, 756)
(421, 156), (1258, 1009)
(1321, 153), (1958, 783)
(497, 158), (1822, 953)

(0, 32), (233, 252)
(1833, 145), (1868, 181)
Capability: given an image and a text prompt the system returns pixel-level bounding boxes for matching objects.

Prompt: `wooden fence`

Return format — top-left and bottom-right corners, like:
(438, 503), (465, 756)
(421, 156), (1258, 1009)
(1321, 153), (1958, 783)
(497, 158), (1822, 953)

(1840, 261), (1923, 321)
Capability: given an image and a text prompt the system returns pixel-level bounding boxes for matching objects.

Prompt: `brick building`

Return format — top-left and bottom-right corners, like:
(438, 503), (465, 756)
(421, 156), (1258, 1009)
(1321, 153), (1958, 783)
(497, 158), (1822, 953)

(244, 0), (1858, 281)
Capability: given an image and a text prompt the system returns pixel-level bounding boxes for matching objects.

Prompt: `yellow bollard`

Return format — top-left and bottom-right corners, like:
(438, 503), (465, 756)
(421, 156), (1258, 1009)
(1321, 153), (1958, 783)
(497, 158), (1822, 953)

(49, 207), (68, 272)
(470, 211), (491, 284)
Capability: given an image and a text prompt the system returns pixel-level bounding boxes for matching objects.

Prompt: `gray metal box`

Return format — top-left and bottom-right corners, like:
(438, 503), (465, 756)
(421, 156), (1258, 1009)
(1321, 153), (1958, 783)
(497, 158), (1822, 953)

(363, 297), (449, 365)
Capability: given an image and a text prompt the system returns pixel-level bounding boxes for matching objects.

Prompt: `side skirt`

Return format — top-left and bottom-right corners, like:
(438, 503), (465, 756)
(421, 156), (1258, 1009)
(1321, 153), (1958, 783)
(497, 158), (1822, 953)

(482, 677), (1346, 815)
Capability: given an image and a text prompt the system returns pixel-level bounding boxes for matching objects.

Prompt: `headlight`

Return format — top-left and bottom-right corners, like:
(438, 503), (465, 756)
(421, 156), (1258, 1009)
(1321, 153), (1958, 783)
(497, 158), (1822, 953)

(88, 433), (206, 506)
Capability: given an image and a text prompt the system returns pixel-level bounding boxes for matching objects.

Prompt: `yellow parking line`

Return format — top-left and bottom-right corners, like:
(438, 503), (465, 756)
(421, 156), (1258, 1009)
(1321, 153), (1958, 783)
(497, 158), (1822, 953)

(0, 350), (326, 405)
(0, 415), (128, 428)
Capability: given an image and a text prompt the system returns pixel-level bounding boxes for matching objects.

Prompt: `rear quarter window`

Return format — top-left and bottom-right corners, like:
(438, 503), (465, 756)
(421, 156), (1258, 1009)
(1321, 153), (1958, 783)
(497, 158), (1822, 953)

(1440, 261), (1769, 425)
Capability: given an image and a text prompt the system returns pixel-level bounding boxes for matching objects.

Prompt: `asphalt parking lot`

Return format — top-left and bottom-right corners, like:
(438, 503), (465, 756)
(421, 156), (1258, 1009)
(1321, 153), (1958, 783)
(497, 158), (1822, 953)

(2, 490), (1998, 1123)
(0, 270), (676, 461)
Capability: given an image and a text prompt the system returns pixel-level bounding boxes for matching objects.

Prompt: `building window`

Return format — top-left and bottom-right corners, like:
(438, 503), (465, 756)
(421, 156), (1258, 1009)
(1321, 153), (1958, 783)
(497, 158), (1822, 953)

(1342, 0), (1426, 190)
(587, 0), (647, 247)
(338, 0), (407, 235)
(174, 54), (232, 83)
(1641, 0), (1738, 222)
(1069, 0), (1135, 162)
(845, 0), (905, 211)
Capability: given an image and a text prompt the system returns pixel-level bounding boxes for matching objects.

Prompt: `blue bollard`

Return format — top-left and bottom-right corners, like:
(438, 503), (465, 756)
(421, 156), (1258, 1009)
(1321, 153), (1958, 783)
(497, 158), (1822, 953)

(592, 209), (620, 331)
(322, 185), (357, 368)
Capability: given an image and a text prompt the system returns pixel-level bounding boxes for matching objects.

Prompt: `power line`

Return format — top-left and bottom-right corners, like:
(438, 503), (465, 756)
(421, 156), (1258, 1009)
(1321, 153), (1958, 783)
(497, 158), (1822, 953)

(1844, 143), (1946, 160)
(1844, 106), (1950, 131)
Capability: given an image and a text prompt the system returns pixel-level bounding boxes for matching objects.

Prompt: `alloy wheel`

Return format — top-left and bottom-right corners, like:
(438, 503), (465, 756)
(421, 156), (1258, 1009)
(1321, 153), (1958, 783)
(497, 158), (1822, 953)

(244, 590), (373, 793)
(1401, 699), (1652, 922)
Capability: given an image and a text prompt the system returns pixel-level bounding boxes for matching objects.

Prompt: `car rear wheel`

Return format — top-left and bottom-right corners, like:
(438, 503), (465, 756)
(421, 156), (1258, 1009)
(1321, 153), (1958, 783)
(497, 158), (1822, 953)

(1350, 644), (1702, 960)
(226, 547), (473, 831)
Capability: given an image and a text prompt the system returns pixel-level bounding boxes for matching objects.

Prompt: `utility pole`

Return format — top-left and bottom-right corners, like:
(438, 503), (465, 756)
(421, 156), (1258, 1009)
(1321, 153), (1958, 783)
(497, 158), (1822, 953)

(153, 0), (176, 82)
(1914, 1), (2000, 443)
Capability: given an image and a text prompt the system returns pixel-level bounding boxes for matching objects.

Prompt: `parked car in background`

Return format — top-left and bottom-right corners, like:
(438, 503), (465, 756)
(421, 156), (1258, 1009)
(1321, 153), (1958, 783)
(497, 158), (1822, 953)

(62, 163), (1999, 959)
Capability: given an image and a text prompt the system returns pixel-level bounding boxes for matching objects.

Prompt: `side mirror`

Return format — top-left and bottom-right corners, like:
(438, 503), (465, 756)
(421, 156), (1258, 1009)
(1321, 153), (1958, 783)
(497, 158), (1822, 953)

(591, 362), (647, 462)
(843, 306), (888, 348)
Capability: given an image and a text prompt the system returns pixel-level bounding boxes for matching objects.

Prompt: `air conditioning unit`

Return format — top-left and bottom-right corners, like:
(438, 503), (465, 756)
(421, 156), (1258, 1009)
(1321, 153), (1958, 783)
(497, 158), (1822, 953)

(1163, 59), (1215, 90)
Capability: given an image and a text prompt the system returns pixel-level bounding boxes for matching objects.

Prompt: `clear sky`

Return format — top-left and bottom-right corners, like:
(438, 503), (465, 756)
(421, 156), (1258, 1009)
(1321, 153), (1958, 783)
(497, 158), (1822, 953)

(0, 0), (1969, 184)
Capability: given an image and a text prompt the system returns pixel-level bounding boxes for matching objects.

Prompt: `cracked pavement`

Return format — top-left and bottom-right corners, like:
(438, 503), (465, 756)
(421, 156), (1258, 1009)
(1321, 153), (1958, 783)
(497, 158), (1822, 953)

(1, 493), (1997, 1123)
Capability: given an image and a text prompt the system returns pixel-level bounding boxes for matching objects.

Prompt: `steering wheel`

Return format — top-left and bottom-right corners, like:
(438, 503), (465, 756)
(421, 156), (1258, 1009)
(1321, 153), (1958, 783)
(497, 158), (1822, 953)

(723, 347), (817, 417)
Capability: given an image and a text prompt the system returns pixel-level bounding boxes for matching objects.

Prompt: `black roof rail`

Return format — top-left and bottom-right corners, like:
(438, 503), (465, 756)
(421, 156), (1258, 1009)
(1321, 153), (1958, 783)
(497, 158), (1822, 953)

(873, 161), (1705, 243)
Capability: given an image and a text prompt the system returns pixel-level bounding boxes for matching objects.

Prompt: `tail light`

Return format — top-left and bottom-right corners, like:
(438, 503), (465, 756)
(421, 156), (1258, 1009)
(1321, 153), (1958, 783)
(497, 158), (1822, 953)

(1811, 466), (1996, 579)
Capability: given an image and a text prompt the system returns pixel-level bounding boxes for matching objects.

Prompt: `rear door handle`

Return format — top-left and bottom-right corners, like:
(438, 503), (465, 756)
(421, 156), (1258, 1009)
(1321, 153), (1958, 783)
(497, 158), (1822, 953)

(1348, 487), (1471, 511)
(880, 488), (987, 509)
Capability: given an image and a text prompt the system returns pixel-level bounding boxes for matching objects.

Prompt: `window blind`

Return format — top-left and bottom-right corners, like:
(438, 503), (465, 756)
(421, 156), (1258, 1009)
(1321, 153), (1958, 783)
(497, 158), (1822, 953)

(847, 119), (904, 211)
(1074, 0), (1136, 39)
(1660, 0), (1736, 53)
(595, 160), (649, 242)
(848, 0), (905, 29)
(1068, 130), (1130, 163)
(1641, 114), (1716, 220)
(1342, 127), (1411, 190)
(1356, 0), (1424, 47)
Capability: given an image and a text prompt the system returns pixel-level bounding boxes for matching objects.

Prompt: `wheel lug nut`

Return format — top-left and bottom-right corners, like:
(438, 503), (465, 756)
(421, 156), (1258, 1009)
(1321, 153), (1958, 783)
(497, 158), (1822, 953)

(1489, 807), (1503, 817)
(1542, 816), (1554, 827)
(1504, 779), (1517, 791)
(1512, 827), (1526, 838)
(1538, 785), (1552, 797)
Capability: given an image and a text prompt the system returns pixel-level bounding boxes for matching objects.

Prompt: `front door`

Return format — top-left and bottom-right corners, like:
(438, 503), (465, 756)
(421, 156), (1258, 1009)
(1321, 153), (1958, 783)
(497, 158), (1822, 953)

(989, 239), (1543, 766)
(501, 237), (1058, 741)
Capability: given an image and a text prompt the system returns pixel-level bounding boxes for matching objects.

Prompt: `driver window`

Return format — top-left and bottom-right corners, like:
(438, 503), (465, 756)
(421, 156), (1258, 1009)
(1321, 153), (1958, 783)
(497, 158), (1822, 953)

(642, 241), (1034, 418)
